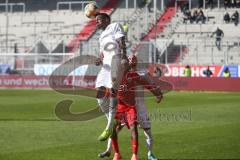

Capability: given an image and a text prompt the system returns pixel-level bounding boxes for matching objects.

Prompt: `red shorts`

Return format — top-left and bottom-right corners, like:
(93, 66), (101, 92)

(115, 104), (137, 128)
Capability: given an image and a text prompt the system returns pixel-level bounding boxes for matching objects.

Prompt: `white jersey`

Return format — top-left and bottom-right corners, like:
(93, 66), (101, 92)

(99, 22), (124, 66)
(95, 22), (125, 89)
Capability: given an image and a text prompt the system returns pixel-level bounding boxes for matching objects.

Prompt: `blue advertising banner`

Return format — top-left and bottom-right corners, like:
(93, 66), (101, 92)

(0, 64), (11, 74)
(219, 65), (239, 78)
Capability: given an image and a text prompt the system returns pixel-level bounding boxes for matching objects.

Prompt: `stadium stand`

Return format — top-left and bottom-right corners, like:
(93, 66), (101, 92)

(170, 7), (240, 65)
(1, 0), (240, 74)
(0, 10), (90, 53)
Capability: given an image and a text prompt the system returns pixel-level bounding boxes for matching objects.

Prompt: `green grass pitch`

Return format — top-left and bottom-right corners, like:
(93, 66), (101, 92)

(0, 89), (240, 160)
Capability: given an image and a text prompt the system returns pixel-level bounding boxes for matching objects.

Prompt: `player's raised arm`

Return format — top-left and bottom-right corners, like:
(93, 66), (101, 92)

(128, 54), (163, 103)
(118, 36), (127, 59)
(137, 74), (163, 103)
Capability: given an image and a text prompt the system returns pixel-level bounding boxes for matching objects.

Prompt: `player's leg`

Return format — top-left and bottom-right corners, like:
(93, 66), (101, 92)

(137, 103), (159, 160)
(130, 124), (139, 160)
(99, 124), (124, 158)
(107, 88), (118, 129)
(143, 128), (159, 160)
(127, 108), (139, 160)
(96, 86), (110, 118)
(98, 138), (112, 158)
(138, 116), (158, 159)
(96, 86), (113, 157)
(98, 88), (117, 141)
(111, 123), (121, 160)
(95, 67), (114, 141)
(98, 54), (123, 141)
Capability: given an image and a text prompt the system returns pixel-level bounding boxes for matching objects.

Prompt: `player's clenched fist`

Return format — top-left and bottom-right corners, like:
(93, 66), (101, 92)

(95, 58), (102, 66)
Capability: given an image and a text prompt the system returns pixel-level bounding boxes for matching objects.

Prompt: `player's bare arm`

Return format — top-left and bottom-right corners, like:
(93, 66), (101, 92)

(118, 36), (127, 58)
(134, 73), (163, 103)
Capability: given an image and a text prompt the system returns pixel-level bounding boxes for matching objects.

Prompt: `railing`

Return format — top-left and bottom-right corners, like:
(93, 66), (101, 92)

(175, 0), (224, 10)
(0, 3), (25, 12)
(56, 1), (94, 11)
(169, 37), (240, 65)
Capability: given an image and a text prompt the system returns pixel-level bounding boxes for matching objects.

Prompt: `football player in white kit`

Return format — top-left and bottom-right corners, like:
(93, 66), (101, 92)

(98, 55), (161, 160)
(95, 13), (128, 141)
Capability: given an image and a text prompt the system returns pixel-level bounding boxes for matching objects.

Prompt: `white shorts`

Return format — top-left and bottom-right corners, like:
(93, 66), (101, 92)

(95, 66), (112, 88)
(95, 54), (121, 89)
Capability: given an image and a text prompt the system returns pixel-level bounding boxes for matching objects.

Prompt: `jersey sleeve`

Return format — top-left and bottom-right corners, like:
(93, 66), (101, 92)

(136, 73), (162, 97)
(113, 23), (125, 40)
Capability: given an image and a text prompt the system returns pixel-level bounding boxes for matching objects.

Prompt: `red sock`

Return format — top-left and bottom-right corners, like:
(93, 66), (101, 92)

(112, 138), (120, 153)
(132, 139), (138, 154)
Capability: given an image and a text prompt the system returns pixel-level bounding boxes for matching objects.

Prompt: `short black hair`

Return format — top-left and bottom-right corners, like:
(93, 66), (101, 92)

(96, 13), (111, 22)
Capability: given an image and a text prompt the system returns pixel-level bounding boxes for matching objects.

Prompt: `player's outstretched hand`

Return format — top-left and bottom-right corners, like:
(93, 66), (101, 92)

(95, 58), (102, 66)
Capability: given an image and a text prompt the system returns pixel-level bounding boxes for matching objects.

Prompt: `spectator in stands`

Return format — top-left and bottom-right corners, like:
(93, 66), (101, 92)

(224, 0), (231, 8)
(231, 11), (239, 26)
(203, 66), (213, 77)
(223, 12), (231, 23)
(146, 0), (153, 12)
(181, 2), (189, 13)
(211, 27), (224, 50)
(192, 10), (198, 23)
(5, 67), (11, 74)
(183, 10), (192, 23)
(184, 65), (192, 77)
(206, 0), (214, 9)
(139, 0), (152, 12)
(237, 0), (240, 7)
(198, 0), (204, 8)
(196, 9), (206, 24)
(231, 0), (237, 7)
(223, 67), (231, 77)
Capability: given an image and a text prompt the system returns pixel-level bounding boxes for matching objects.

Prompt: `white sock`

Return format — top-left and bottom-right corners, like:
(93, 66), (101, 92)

(106, 138), (112, 152)
(97, 97), (110, 119)
(106, 97), (117, 130)
(144, 129), (153, 156)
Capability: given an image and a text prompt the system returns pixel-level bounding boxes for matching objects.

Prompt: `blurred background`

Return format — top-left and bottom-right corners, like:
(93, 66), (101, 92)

(0, 0), (240, 87)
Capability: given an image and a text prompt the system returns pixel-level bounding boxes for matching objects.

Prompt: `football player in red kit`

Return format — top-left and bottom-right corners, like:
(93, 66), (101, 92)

(111, 54), (163, 160)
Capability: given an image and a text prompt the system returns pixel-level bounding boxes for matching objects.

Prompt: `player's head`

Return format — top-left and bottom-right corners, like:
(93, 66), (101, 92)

(96, 13), (111, 30)
(128, 54), (138, 69)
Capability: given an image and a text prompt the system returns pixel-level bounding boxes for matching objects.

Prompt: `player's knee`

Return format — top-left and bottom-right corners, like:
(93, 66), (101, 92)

(130, 124), (137, 132)
(143, 127), (151, 131)
(96, 86), (109, 98)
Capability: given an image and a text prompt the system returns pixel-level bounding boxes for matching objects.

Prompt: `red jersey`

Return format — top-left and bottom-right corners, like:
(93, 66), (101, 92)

(117, 71), (139, 107)
(117, 71), (158, 108)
